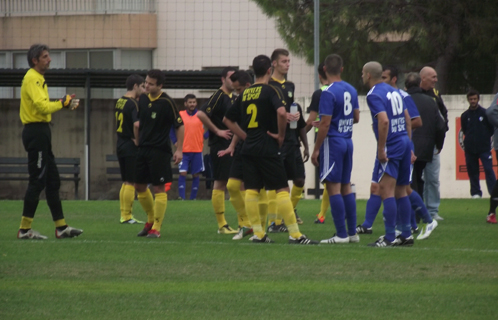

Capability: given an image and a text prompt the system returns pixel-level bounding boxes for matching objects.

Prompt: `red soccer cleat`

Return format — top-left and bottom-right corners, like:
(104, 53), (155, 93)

(487, 213), (497, 224)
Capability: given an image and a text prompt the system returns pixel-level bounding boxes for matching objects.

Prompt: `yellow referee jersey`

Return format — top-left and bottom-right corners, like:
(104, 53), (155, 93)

(19, 68), (63, 124)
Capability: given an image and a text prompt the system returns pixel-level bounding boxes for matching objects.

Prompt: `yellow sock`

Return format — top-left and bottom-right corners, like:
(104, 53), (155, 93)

(121, 184), (135, 221)
(318, 187), (329, 220)
(119, 184), (125, 219)
(20, 216), (33, 230)
(152, 192), (167, 232)
(227, 179), (250, 228)
(291, 185), (304, 209)
(212, 189), (227, 228)
(54, 219), (67, 228)
(138, 189), (154, 224)
(246, 190), (265, 238)
(277, 191), (302, 238)
(258, 189), (268, 228)
(267, 190), (277, 226)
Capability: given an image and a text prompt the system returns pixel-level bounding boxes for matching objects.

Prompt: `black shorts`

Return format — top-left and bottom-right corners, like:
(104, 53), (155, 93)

(281, 144), (305, 180)
(210, 144), (233, 181)
(118, 155), (137, 183)
(135, 147), (172, 186)
(242, 155), (288, 191)
(229, 147), (244, 180)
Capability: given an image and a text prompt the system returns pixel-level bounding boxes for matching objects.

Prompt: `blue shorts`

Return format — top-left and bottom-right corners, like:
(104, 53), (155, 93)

(319, 137), (353, 184)
(179, 152), (204, 175)
(371, 138), (411, 186)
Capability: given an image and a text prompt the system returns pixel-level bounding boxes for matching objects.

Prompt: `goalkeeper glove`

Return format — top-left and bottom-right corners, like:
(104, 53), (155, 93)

(60, 95), (79, 110)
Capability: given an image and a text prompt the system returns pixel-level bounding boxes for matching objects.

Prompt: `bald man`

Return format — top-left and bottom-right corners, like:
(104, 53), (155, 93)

(362, 61), (413, 247)
(419, 66), (448, 221)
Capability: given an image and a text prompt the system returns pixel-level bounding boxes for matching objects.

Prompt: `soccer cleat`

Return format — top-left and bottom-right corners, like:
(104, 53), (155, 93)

(217, 224), (238, 234)
(320, 234), (350, 244)
(267, 222), (288, 233)
(146, 229), (161, 238)
(411, 227), (419, 234)
(137, 222), (153, 237)
(120, 217), (144, 224)
(349, 234), (360, 243)
(417, 219), (438, 240)
(232, 226), (253, 240)
(432, 214), (444, 221)
(289, 234), (319, 245)
(392, 235), (414, 246)
(250, 234), (274, 243)
(356, 225), (373, 234)
(368, 236), (393, 247)
(17, 229), (47, 240)
(295, 210), (304, 225)
(471, 194), (481, 199)
(487, 213), (497, 224)
(55, 226), (83, 239)
(314, 214), (325, 224)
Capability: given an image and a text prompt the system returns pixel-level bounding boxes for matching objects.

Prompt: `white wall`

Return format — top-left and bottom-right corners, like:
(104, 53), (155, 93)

(301, 94), (497, 199)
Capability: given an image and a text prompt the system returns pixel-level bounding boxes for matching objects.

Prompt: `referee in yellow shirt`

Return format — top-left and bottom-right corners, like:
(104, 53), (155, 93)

(18, 44), (83, 240)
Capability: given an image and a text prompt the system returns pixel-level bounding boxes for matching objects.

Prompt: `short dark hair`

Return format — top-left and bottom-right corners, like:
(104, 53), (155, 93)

(317, 62), (326, 79)
(147, 69), (165, 86)
(230, 70), (253, 86)
(252, 55), (272, 78)
(404, 72), (421, 89)
(324, 54), (343, 75)
(221, 66), (238, 78)
(383, 65), (399, 80)
(271, 48), (289, 62)
(27, 44), (49, 68)
(184, 93), (196, 102)
(126, 74), (144, 91)
(466, 89), (480, 99)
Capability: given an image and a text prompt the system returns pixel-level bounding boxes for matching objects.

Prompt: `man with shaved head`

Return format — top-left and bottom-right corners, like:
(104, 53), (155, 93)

(419, 66), (448, 221)
(361, 61), (413, 247)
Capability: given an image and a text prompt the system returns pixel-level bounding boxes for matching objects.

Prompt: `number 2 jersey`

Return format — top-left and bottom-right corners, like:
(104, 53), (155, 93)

(225, 83), (287, 158)
(115, 96), (139, 157)
(319, 80), (359, 138)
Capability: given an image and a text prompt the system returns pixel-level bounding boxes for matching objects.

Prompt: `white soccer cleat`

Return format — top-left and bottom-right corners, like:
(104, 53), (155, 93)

(349, 234), (360, 243)
(417, 219), (438, 240)
(320, 234), (350, 244)
(56, 226), (83, 239)
(17, 229), (48, 240)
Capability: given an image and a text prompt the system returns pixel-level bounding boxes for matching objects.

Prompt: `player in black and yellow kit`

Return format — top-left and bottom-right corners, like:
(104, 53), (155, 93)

(197, 67), (240, 234)
(224, 55), (318, 244)
(115, 74), (146, 224)
(135, 70), (184, 238)
(18, 44), (83, 240)
(268, 49), (308, 229)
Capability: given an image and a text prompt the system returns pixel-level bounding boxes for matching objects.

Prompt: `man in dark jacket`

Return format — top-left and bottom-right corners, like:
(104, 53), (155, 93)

(461, 90), (496, 198)
(405, 73), (446, 201)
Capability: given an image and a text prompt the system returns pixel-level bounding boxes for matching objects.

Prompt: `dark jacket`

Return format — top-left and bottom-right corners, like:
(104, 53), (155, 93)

(422, 88), (449, 131)
(407, 87), (446, 162)
(461, 105), (494, 154)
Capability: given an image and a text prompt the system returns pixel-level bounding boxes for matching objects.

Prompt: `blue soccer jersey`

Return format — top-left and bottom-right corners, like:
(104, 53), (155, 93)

(319, 81), (359, 139)
(399, 89), (420, 120)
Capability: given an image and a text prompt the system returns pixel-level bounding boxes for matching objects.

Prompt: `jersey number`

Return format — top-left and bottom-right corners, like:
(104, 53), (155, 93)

(387, 91), (403, 116)
(115, 111), (123, 133)
(247, 104), (258, 128)
(344, 91), (352, 115)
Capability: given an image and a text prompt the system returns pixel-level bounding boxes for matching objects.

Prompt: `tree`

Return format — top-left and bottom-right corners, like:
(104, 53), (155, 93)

(251, 0), (498, 94)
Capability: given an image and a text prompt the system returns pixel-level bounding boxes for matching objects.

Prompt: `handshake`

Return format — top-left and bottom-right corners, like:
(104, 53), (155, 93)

(60, 94), (80, 110)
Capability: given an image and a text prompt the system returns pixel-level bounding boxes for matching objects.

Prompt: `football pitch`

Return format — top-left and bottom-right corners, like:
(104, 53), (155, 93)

(0, 199), (496, 319)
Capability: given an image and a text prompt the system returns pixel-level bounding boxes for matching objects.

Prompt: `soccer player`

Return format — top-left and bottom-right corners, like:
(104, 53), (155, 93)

(268, 48), (308, 229)
(18, 44), (83, 239)
(177, 94), (205, 200)
(357, 65), (438, 240)
(311, 54), (360, 244)
(197, 67), (238, 234)
(224, 54), (318, 244)
(135, 69), (184, 238)
(115, 74), (146, 224)
(361, 61), (413, 247)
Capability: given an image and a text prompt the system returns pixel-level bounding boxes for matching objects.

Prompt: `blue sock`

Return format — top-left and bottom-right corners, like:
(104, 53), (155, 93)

(178, 175), (186, 200)
(397, 196), (411, 238)
(409, 191), (433, 224)
(329, 194), (347, 238)
(190, 176), (200, 200)
(363, 194), (382, 228)
(343, 193), (357, 236)
(410, 208), (418, 230)
(382, 197), (397, 242)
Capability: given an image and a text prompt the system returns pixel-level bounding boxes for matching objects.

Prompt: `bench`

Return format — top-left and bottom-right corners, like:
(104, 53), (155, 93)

(0, 157), (81, 199)
(106, 154), (213, 187)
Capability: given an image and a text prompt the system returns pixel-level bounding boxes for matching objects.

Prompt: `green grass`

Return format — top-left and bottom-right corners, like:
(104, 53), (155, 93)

(0, 198), (497, 319)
